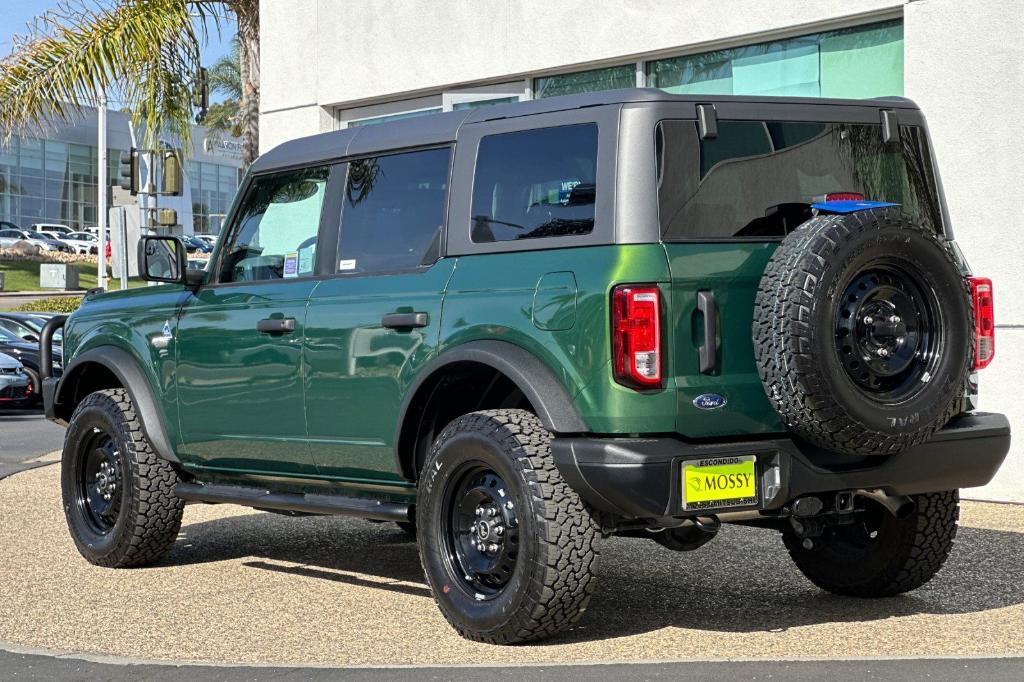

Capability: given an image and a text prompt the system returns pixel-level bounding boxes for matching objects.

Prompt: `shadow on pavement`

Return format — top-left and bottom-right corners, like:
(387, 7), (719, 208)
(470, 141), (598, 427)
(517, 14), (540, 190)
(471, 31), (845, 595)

(165, 510), (1024, 644)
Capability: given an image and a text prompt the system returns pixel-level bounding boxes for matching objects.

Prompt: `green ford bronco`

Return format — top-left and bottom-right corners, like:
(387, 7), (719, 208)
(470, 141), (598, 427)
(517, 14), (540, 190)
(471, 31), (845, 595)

(42, 90), (1010, 644)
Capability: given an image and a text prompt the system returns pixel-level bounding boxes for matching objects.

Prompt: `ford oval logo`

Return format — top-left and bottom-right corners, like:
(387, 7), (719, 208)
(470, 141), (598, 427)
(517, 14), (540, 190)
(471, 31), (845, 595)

(693, 393), (727, 410)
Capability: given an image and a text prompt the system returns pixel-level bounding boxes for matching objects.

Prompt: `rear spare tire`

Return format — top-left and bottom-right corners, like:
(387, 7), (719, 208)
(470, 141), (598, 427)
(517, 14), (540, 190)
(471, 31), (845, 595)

(753, 209), (971, 456)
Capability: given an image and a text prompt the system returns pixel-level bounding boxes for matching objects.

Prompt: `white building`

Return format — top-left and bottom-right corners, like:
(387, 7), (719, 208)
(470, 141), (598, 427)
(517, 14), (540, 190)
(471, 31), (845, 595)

(259, 0), (1023, 501)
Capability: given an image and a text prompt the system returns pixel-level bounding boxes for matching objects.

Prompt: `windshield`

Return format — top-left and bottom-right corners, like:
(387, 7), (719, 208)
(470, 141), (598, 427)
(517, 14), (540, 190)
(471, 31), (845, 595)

(28, 232), (50, 240)
(656, 120), (942, 240)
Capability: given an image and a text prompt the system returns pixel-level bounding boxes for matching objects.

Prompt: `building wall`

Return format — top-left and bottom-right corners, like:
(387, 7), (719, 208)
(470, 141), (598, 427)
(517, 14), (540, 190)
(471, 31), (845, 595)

(0, 107), (242, 235)
(260, 0), (1024, 501)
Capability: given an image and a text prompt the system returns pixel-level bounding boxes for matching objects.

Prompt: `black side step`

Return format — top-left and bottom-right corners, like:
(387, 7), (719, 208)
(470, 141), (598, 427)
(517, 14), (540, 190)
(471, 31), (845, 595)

(174, 483), (411, 522)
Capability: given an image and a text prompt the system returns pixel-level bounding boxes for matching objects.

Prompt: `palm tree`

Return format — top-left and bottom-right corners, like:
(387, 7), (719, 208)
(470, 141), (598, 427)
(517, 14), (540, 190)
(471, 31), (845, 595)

(203, 36), (242, 137)
(0, 0), (260, 167)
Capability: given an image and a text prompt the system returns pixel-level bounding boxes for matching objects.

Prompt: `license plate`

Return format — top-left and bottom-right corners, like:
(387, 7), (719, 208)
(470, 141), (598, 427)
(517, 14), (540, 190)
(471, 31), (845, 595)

(682, 455), (758, 511)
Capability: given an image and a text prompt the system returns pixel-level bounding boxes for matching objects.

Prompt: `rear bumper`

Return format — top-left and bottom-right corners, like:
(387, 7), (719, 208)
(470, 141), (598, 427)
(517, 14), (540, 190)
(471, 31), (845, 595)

(551, 412), (1011, 520)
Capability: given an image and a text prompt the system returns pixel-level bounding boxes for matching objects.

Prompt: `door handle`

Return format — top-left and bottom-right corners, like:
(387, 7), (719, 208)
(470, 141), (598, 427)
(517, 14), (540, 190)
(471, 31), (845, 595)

(256, 317), (296, 334)
(381, 312), (428, 329)
(697, 291), (717, 374)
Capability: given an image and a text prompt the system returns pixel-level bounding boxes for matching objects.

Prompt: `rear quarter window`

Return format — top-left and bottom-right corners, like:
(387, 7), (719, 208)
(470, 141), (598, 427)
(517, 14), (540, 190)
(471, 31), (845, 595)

(656, 120), (942, 240)
(471, 123), (598, 243)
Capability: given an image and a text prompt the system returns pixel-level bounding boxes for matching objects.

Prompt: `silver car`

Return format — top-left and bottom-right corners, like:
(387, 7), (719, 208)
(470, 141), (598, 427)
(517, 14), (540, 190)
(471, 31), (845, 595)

(0, 352), (30, 406)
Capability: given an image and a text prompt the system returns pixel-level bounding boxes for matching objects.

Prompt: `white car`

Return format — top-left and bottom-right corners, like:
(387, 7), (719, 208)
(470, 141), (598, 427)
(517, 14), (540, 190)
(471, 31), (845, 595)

(0, 228), (55, 251)
(30, 223), (73, 236)
(0, 352), (31, 406)
(57, 231), (99, 255)
(195, 234), (218, 246)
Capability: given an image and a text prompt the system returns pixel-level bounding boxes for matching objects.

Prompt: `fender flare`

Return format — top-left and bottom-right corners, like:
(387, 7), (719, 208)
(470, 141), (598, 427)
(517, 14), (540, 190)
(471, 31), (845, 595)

(394, 340), (589, 479)
(56, 346), (180, 464)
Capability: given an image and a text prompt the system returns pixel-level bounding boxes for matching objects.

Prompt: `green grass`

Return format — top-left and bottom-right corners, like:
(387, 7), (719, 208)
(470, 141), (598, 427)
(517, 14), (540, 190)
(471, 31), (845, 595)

(0, 259), (146, 292)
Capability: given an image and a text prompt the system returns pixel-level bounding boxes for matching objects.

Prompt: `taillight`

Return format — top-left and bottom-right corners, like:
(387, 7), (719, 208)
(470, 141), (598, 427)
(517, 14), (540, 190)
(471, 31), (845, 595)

(969, 277), (995, 369)
(612, 285), (662, 389)
(813, 191), (865, 202)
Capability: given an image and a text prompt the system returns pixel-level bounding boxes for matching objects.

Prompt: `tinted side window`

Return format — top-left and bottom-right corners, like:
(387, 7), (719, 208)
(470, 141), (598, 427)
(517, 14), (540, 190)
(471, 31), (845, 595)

(338, 147), (451, 274)
(471, 124), (597, 243)
(218, 166), (329, 283)
(657, 120), (942, 240)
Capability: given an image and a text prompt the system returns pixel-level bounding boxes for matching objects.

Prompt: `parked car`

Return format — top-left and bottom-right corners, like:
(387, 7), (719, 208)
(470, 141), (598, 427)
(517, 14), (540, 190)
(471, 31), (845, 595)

(0, 352), (31, 406)
(31, 223), (74, 236)
(181, 235), (213, 254)
(0, 228), (73, 253)
(44, 90), (1009, 644)
(60, 231), (100, 255)
(0, 325), (60, 405)
(194, 234), (218, 246)
(0, 312), (63, 345)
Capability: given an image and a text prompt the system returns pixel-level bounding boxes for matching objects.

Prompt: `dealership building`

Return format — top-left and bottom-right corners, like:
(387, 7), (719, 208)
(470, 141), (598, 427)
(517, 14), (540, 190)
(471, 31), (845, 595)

(0, 107), (243, 236)
(260, 0), (1022, 501)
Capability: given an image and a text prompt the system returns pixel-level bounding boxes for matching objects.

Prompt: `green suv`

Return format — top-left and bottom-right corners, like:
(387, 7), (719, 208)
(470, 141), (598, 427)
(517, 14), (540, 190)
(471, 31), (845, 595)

(42, 90), (1010, 644)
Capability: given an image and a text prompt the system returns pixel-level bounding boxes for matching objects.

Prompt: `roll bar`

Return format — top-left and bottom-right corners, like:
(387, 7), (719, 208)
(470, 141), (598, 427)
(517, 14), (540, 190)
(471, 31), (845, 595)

(39, 315), (68, 380)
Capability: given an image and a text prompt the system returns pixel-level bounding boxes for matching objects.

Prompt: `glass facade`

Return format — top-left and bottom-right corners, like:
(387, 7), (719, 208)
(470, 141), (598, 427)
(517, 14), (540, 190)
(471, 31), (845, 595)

(0, 136), (120, 231)
(188, 160), (242, 234)
(534, 64), (636, 98)
(647, 20), (903, 98)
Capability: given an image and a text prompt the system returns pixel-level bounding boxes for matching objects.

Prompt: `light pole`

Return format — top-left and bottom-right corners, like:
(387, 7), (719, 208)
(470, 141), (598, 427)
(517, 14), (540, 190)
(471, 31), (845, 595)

(97, 86), (108, 290)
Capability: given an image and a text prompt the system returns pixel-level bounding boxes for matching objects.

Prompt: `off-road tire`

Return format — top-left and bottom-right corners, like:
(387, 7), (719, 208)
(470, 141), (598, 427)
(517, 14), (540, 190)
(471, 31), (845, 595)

(753, 209), (972, 456)
(784, 490), (959, 597)
(417, 409), (600, 644)
(61, 389), (184, 567)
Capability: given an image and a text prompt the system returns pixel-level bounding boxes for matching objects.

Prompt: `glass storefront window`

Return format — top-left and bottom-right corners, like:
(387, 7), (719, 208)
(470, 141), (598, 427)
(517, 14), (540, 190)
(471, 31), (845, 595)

(187, 159), (242, 235)
(534, 64), (636, 99)
(647, 20), (903, 99)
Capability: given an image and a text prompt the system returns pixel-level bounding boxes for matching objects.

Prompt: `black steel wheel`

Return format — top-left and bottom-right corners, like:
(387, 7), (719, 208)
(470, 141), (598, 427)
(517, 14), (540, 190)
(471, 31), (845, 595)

(417, 409), (599, 644)
(61, 389), (184, 568)
(834, 261), (943, 401)
(754, 209), (972, 456)
(74, 426), (124, 535)
(440, 465), (520, 598)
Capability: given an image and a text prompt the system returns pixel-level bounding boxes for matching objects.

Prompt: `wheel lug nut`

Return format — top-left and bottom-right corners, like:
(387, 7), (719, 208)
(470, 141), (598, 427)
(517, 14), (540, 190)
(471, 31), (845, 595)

(487, 508), (497, 517)
(863, 315), (874, 325)
(877, 348), (889, 357)
(488, 543), (499, 552)
(890, 315), (901, 324)
(494, 526), (504, 536)
(475, 508), (483, 516)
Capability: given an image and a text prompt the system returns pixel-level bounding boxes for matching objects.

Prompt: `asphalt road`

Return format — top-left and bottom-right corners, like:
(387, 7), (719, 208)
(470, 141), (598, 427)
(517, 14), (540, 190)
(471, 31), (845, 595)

(2, 648), (1023, 681)
(0, 407), (65, 478)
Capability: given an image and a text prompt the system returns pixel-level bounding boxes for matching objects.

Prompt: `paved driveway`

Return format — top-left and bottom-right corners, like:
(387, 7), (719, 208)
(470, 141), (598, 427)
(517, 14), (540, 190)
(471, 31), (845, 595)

(1, 465), (1023, 668)
(0, 408), (65, 478)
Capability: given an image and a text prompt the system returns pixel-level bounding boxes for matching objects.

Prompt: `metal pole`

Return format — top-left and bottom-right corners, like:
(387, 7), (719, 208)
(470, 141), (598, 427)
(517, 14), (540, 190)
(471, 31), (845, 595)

(97, 87), (108, 290)
(119, 207), (128, 290)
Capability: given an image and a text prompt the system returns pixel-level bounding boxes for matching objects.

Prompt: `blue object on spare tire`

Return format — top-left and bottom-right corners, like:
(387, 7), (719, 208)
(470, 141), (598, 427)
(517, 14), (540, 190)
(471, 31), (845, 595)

(811, 199), (899, 214)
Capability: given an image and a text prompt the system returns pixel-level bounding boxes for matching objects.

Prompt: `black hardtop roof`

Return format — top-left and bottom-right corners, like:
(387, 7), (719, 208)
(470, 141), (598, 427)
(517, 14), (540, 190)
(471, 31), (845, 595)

(251, 88), (920, 174)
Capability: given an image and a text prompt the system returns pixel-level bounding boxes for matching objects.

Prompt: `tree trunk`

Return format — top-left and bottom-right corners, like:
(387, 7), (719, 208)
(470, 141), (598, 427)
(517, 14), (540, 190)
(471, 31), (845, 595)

(230, 0), (259, 168)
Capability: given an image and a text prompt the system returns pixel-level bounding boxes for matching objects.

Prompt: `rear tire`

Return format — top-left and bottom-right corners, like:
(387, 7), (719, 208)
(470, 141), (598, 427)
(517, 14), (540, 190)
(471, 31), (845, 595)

(417, 409), (599, 644)
(784, 490), (959, 597)
(61, 389), (184, 568)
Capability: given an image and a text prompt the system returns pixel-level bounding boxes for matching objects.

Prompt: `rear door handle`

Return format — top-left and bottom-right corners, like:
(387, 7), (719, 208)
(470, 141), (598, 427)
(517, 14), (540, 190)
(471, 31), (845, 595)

(697, 291), (717, 374)
(381, 312), (428, 329)
(256, 317), (296, 334)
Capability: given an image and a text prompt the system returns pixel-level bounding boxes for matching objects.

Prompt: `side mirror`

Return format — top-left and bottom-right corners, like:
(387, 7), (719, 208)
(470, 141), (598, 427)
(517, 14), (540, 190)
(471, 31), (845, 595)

(138, 235), (186, 284)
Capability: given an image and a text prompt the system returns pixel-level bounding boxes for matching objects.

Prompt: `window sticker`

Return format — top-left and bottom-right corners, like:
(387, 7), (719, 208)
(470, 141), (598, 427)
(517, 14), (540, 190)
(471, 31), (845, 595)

(339, 258), (357, 271)
(283, 251), (299, 278)
(558, 179), (581, 205)
(298, 246), (315, 275)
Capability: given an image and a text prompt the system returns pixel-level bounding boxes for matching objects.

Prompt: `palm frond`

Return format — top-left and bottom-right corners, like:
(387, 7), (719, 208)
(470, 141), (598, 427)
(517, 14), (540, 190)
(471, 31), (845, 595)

(0, 0), (223, 152)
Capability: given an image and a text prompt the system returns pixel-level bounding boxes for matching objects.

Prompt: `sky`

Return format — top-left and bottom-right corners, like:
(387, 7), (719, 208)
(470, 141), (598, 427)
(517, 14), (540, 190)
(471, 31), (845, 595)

(0, 0), (237, 101)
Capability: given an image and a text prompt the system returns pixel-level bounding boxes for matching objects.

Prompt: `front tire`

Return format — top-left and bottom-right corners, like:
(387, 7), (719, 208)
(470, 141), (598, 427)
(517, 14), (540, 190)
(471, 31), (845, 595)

(417, 409), (600, 644)
(61, 389), (184, 568)
(784, 490), (959, 597)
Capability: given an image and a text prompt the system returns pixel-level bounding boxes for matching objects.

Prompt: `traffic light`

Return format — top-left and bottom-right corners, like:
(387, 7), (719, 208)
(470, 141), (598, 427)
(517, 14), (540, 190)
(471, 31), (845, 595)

(193, 67), (209, 123)
(118, 148), (139, 195)
(161, 148), (183, 196)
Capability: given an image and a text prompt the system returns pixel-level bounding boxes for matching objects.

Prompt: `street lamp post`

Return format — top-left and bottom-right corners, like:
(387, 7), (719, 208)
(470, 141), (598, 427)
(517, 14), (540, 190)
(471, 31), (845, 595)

(97, 87), (108, 290)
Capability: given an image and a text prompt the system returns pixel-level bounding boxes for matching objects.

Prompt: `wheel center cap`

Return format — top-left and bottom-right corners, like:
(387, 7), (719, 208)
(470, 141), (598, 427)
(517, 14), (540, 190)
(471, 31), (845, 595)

(476, 520), (490, 539)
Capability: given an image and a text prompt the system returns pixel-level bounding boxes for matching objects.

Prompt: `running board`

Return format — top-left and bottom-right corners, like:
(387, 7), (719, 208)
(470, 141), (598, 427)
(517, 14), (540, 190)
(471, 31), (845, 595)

(174, 483), (411, 522)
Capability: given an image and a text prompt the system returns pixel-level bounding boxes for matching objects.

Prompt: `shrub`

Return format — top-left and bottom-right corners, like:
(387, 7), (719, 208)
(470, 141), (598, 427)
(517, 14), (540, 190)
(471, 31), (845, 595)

(16, 296), (83, 314)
